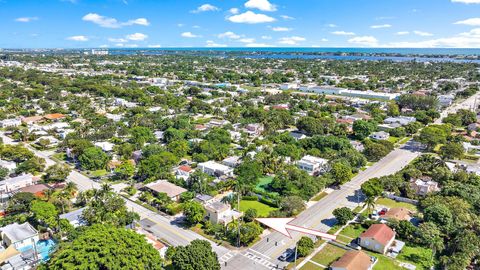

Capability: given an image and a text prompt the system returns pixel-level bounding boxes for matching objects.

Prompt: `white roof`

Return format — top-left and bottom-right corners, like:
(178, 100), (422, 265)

(299, 155), (328, 165)
(0, 223), (37, 243)
(199, 161), (232, 171)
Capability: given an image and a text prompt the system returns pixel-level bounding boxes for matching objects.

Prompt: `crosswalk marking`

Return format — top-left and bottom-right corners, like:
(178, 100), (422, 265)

(242, 251), (277, 269)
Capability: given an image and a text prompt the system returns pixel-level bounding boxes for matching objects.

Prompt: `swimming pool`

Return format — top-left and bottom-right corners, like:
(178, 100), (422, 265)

(17, 239), (57, 261)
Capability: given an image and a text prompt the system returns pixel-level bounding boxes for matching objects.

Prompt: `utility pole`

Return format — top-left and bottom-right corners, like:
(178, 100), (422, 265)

(294, 240), (298, 270)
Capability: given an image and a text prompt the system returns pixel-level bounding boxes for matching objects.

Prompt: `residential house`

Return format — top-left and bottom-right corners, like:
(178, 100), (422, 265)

(290, 131), (307, 141)
(198, 161), (234, 178)
(59, 207), (87, 228)
(244, 123), (264, 136)
(144, 180), (187, 202)
(0, 222), (39, 250)
(0, 160), (16, 172)
(222, 156), (241, 168)
(154, 131), (164, 141)
(382, 207), (412, 222)
(370, 131), (390, 141)
(350, 141), (365, 152)
(330, 250), (375, 270)
(204, 201), (242, 224)
(94, 141), (115, 152)
(0, 119), (21, 128)
(175, 165), (194, 181)
(438, 94), (455, 107)
(193, 194), (215, 205)
(297, 155), (328, 175)
(19, 184), (50, 197)
(0, 174), (35, 194)
(410, 176), (439, 196)
(21, 116), (44, 125)
(44, 113), (66, 121)
(358, 224), (396, 254)
(383, 116), (416, 126)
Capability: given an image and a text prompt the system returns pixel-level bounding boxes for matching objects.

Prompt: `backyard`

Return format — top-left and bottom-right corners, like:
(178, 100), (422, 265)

(238, 200), (278, 217)
(376, 197), (418, 212)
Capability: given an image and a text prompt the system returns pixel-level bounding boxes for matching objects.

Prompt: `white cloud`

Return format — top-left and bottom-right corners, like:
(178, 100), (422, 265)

(451, 0), (480, 3)
(191, 4), (220, 13)
(331, 31), (355, 36)
(396, 31), (410, 35)
(108, 38), (128, 43)
(370, 24), (391, 29)
(278, 36), (306, 45)
(272, 27), (292, 32)
(148, 44), (162, 48)
(99, 44), (109, 48)
(15, 17), (38, 22)
(348, 36), (378, 47)
(82, 13), (149, 28)
(206, 40), (228, 47)
(229, 8), (240, 14)
(280, 15), (295, 20)
(454, 18), (480, 26)
(327, 24), (337, 28)
(67, 35), (89, 41)
(245, 43), (272, 47)
(181, 32), (201, 38)
(261, 35), (272, 40)
(413, 30), (433, 36)
(227, 11), (275, 24)
(244, 0), (277, 12)
(320, 38), (329, 42)
(218, 31), (241, 39)
(126, 33), (148, 41)
(239, 38), (256, 43)
(177, 23), (185, 27)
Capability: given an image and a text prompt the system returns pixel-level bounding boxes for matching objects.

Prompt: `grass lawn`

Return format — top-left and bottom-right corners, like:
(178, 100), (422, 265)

(339, 224), (366, 239)
(311, 243), (347, 266)
(372, 254), (403, 270)
(52, 152), (67, 161)
(89, 169), (108, 177)
(238, 200), (278, 217)
(300, 261), (325, 270)
(397, 245), (433, 270)
(376, 198), (418, 212)
(311, 192), (328, 201)
(387, 136), (400, 144)
(255, 176), (274, 193)
(397, 137), (411, 145)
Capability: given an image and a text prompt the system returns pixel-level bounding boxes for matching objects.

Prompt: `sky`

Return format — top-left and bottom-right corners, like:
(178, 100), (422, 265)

(2, 0), (480, 48)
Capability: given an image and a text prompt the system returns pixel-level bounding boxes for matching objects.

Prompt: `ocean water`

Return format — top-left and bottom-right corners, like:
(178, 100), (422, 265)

(106, 47), (480, 63)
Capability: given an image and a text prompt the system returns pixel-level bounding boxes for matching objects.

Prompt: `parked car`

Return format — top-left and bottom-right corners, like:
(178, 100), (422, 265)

(347, 238), (362, 250)
(278, 248), (295, 261)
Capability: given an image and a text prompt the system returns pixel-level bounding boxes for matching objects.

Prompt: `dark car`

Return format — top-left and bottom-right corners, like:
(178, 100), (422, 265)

(278, 248), (295, 261)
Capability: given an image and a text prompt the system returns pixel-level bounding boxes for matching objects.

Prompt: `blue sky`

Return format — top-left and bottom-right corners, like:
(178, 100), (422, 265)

(2, 0), (480, 48)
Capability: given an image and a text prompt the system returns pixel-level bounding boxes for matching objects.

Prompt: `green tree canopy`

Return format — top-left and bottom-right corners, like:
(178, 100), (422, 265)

(171, 240), (220, 270)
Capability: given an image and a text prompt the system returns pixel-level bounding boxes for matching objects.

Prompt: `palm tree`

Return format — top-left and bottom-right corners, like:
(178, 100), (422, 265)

(43, 189), (55, 202)
(64, 182), (78, 198)
(363, 196), (376, 213)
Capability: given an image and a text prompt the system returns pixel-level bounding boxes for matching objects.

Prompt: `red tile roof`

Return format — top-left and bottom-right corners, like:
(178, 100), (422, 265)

(178, 165), (192, 172)
(331, 250), (372, 270)
(360, 224), (395, 247)
(44, 113), (66, 120)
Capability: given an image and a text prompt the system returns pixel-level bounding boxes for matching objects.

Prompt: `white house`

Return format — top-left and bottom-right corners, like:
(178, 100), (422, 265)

(0, 119), (21, 128)
(204, 201), (242, 224)
(0, 222), (39, 250)
(222, 156), (241, 168)
(370, 131), (390, 140)
(297, 155), (328, 175)
(0, 174), (35, 194)
(383, 116), (416, 126)
(198, 161), (234, 177)
(0, 160), (16, 172)
(94, 141), (115, 152)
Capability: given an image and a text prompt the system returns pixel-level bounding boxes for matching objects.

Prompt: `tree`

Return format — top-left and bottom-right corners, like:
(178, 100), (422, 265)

(30, 200), (58, 228)
(440, 142), (464, 160)
(353, 120), (377, 140)
(171, 240), (220, 270)
(0, 166), (9, 180)
(48, 224), (162, 270)
(279, 196), (305, 216)
(78, 147), (109, 170)
(423, 204), (453, 232)
(417, 125), (450, 151)
(333, 207), (354, 225)
(363, 139), (394, 162)
(43, 164), (72, 183)
(235, 159), (262, 193)
(130, 126), (155, 148)
(183, 201), (206, 226)
(297, 236), (315, 257)
(361, 178), (383, 198)
(330, 162), (353, 185)
(237, 222), (263, 246)
(137, 152), (179, 180)
(15, 156), (46, 174)
(7, 192), (35, 214)
(114, 161), (135, 180)
(244, 208), (258, 222)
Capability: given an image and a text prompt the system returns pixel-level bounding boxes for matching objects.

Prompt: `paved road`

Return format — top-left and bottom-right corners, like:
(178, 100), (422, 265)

(224, 141), (421, 270)
(0, 133), (234, 264)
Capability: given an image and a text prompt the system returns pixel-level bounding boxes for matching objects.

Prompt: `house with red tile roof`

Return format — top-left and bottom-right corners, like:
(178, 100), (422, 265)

(358, 224), (395, 254)
(330, 250), (375, 270)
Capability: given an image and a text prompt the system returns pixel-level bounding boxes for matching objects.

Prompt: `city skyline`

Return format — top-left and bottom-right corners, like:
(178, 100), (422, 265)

(2, 0), (480, 48)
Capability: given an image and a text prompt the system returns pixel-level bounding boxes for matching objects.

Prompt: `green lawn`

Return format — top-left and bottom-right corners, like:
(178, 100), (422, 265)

(376, 198), (418, 212)
(339, 224), (366, 239)
(311, 243), (347, 266)
(397, 245), (433, 270)
(255, 176), (274, 192)
(372, 254), (403, 270)
(311, 192), (328, 201)
(387, 136), (400, 144)
(300, 261), (325, 270)
(397, 137), (411, 145)
(238, 200), (278, 217)
(52, 152), (67, 161)
(89, 169), (108, 177)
